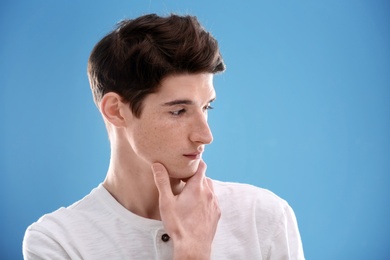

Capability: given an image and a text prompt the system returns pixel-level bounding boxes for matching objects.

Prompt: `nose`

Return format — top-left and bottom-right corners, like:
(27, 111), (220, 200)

(189, 112), (213, 145)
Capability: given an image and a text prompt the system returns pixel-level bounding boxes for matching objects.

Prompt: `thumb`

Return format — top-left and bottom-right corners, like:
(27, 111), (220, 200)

(151, 163), (173, 200)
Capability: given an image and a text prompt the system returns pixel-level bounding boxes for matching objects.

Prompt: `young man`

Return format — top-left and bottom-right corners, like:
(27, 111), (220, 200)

(23, 14), (304, 259)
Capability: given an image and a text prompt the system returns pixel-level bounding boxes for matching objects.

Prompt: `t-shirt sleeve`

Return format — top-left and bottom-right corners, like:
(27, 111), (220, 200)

(265, 203), (305, 260)
(23, 225), (71, 260)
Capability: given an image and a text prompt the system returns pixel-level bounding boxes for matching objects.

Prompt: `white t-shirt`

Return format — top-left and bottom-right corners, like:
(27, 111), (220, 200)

(23, 181), (305, 259)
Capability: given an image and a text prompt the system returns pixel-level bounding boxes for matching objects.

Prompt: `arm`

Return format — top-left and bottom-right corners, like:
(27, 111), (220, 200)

(152, 160), (220, 260)
(266, 203), (305, 260)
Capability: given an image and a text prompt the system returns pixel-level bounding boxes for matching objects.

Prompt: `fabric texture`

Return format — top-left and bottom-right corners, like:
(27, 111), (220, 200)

(23, 181), (305, 259)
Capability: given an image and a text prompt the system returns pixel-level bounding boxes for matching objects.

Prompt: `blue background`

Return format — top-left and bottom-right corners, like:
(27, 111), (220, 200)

(1, 1), (389, 259)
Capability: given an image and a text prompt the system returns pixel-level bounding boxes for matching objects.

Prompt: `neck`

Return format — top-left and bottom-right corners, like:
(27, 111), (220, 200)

(102, 142), (184, 220)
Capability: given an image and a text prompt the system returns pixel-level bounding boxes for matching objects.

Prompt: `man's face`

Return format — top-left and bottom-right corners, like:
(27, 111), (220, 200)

(124, 73), (215, 179)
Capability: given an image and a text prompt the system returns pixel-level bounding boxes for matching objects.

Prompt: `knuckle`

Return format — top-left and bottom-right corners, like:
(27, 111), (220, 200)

(206, 190), (214, 200)
(217, 208), (221, 219)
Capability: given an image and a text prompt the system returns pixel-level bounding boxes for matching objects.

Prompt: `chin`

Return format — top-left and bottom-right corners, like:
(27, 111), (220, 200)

(169, 169), (196, 181)
(167, 163), (198, 180)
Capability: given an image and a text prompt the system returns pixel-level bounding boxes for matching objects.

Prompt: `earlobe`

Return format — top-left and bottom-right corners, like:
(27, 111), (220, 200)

(100, 93), (127, 128)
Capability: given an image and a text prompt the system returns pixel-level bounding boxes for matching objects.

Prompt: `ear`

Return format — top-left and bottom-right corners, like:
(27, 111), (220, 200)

(99, 92), (128, 128)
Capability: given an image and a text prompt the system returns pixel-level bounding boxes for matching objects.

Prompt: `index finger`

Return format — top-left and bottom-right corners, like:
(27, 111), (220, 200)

(185, 160), (207, 186)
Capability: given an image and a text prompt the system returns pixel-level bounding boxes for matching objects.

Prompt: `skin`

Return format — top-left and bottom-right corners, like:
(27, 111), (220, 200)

(100, 73), (221, 259)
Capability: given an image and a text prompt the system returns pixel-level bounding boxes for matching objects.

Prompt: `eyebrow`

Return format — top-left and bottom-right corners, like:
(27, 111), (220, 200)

(162, 99), (194, 106)
(162, 97), (216, 106)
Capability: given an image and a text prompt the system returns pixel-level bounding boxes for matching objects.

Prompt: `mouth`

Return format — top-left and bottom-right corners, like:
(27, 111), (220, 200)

(183, 153), (201, 160)
(183, 149), (203, 160)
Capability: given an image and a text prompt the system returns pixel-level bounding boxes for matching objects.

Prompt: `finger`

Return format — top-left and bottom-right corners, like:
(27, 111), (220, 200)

(205, 178), (220, 214)
(186, 160), (207, 185)
(205, 177), (215, 192)
(151, 163), (173, 200)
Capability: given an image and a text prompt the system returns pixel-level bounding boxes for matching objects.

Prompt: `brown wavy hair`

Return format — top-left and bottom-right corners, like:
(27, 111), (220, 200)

(87, 13), (226, 117)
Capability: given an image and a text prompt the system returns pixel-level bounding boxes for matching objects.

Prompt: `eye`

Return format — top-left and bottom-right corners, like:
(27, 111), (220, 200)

(204, 104), (214, 111)
(170, 109), (186, 116)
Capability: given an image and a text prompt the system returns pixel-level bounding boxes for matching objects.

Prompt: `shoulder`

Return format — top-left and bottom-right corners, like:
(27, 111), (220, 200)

(212, 180), (282, 199)
(23, 185), (105, 258)
(26, 184), (108, 230)
(211, 180), (304, 259)
(212, 180), (289, 214)
(211, 180), (295, 237)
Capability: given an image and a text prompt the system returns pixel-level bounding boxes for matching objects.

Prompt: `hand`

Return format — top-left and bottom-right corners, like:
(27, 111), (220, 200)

(152, 160), (221, 260)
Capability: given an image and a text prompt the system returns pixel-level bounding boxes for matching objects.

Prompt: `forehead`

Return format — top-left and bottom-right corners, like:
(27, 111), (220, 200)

(156, 73), (215, 100)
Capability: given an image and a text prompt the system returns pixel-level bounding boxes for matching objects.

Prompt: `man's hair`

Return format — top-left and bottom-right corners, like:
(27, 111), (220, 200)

(87, 13), (226, 117)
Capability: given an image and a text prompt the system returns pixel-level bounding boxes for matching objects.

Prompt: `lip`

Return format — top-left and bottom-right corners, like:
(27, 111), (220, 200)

(183, 153), (202, 160)
(183, 151), (203, 160)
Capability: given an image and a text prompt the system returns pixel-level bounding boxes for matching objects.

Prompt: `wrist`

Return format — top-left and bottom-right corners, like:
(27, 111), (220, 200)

(173, 240), (211, 260)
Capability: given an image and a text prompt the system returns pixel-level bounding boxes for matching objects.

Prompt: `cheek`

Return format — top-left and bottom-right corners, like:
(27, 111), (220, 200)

(135, 128), (161, 156)
(133, 121), (178, 161)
